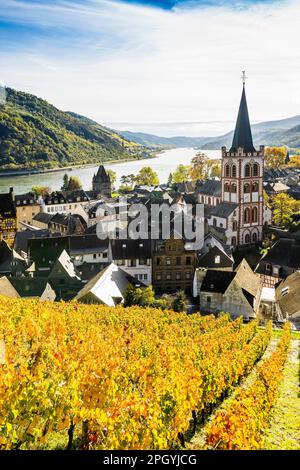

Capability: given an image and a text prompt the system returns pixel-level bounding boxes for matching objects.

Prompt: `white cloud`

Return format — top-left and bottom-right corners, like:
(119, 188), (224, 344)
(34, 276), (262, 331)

(0, 0), (300, 136)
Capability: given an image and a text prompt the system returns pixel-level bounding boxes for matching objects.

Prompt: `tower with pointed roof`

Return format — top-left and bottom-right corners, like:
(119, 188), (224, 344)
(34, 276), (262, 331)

(221, 75), (265, 247)
(92, 165), (112, 198)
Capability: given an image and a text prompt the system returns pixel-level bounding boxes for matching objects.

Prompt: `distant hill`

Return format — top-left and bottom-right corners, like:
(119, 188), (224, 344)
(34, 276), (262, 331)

(0, 88), (141, 170)
(121, 114), (300, 150)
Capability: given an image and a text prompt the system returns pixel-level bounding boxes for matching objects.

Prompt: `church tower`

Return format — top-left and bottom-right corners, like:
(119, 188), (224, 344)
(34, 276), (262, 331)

(92, 165), (112, 198)
(221, 73), (264, 246)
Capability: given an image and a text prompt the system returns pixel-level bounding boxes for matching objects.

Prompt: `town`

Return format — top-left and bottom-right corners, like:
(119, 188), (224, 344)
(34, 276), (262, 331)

(0, 82), (300, 329)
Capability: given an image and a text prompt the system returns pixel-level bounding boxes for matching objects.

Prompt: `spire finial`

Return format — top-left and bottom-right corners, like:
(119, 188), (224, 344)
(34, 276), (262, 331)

(241, 70), (247, 86)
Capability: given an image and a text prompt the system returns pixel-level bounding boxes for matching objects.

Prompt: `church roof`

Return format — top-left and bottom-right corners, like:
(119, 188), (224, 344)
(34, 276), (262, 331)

(230, 85), (256, 153)
(94, 165), (110, 183)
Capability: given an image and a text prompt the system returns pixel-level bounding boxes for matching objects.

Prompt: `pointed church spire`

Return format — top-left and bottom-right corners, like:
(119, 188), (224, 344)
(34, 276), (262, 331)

(230, 73), (256, 153)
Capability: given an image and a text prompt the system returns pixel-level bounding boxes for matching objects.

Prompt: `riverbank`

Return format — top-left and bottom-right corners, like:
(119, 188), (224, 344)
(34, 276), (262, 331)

(0, 153), (160, 178)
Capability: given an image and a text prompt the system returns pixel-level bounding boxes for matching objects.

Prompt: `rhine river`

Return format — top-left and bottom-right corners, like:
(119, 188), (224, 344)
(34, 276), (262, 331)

(0, 148), (220, 195)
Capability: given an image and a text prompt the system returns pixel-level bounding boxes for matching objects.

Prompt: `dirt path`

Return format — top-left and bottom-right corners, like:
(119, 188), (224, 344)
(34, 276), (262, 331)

(188, 335), (280, 450)
(264, 339), (300, 450)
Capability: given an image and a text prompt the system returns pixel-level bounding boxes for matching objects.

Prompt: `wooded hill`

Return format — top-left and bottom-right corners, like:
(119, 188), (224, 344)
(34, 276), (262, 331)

(0, 88), (141, 170)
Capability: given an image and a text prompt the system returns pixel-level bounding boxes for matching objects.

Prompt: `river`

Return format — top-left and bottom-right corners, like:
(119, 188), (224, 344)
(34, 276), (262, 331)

(0, 148), (221, 195)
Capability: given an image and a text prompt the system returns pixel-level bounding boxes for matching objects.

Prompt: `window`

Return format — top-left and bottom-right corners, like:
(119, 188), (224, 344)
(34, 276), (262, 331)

(252, 207), (258, 223)
(244, 183), (250, 193)
(208, 197), (211, 205)
(232, 221), (237, 231)
(186, 272), (191, 279)
(252, 182), (259, 192)
(156, 258), (161, 266)
(281, 287), (289, 296)
(129, 259), (137, 267)
(176, 272), (181, 280)
(266, 263), (272, 272)
(116, 259), (125, 266)
(176, 257), (181, 266)
(138, 274), (143, 280)
(245, 233), (251, 244)
(166, 273), (172, 280)
(224, 183), (230, 192)
(253, 163), (259, 176)
(186, 256), (191, 265)
(225, 164), (230, 177)
(245, 164), (250, 177)
(252, 232), (258, 242)
(215, 256), (220, 264)
(139, 258), (147, 265)
(244, 208), (250, 223)
(156, 273), (162, 280)
(231, 183), (237, 193)
(166, 258), (171, 265)
(102, 252), (107, 258)
(232, 164), (237, 177)
(231, 236), (237, 246)
(143, 274), (148, 280)
(207, 296), (211, 303)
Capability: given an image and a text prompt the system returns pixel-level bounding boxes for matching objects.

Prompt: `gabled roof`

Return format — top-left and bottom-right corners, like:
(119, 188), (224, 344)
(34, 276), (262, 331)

(230, 84), (256, 153)
(275, 271), (300, 318)
(201, 270), (236, 293)
(49, 250), (81, 280)
(234, 258), (261, 298)
(10, 277), (55, 299)
(198, 245), (233, 269)
(33, 212), (54, 224)
(0, 277), (20, 298)
(74, 262), (144, 306)
(69, 235), (109, 254)
(111, 239), (152, 259)
(0, 191), (16, 218)
(210, 202), (238, 219)
(196, 179), (222, 197)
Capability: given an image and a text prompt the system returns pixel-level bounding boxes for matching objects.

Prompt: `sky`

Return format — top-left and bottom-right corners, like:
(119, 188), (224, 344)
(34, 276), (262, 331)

(0, 0), (300, 137)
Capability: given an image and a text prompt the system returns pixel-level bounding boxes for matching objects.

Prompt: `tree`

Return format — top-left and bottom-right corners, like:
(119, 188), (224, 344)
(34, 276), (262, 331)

(171, 164), (190, 184)
(61, 174), (69, 191)
(107, 169), (117, 186)
(265, 147), (286, 169)
(135, 167), (159, 186)
(124, 285), (161, 308)
(31, 185), (51, 198)
(66, 176), (82, 191)
(208, 161), (221, 178)
(172, 290), (188, 313)
(189, 152), (208, 181)
(271, 193), (300, 227)
(167, 173), (173, 186)
(288, 155), (300, 168)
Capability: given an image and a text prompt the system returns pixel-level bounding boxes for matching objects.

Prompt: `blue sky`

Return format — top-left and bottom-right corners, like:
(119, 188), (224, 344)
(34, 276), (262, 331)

(0, 0), (299, 136)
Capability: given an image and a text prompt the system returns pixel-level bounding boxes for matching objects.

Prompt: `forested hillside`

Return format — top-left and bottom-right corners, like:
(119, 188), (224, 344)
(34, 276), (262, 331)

(0, 88), (141, 170)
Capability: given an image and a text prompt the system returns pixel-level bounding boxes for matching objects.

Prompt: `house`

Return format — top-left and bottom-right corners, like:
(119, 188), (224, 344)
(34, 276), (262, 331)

(256, 238), (300, 279)
(275, 271), (300, 324)
(28, 236), (69, 277)
(74, 262), (144, 305)
(15, 192), (41, 230)
(152, 237), (197, 294)
(110, 239), (152, 285)
(264, 181), (290, 196)
(0, 188), (17, 248)
(69, 235), (110, 266)
(14, 229), (50, 257)
(32, 212), (54, 230)
(196, 179), (222, 206)
(199, 259), (261, 320)
(0, 240), (28, 276)
(49, 213), (86, 235)
(41, 190), (92, 216)
(9, 277), (56, 301)
(48, 250), (82, 300)
(0, 276), (20, 298)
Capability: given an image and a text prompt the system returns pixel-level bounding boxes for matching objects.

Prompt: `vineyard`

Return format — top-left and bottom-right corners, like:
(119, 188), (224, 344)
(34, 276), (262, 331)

(0, 296), (298, 450)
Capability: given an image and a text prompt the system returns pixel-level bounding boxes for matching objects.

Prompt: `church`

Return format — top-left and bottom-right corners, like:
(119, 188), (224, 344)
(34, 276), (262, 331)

(197, 77), (271, 248)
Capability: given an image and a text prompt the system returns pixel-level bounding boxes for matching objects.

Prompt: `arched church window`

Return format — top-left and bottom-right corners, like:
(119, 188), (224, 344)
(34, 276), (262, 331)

(252, 182), (259, 192)
(225, 164), (230, 177)
(253, 163), (259, 176)
(245, 233), (251, 244)
(224, 183), (230, 192)
(208, 197), (212, 205)
(232, 164), (237, 177)
(232, 236), (237, 246)
(244, 164), (250, 177)
(244, 208), (250, 223)
(232, 221), (237, 231)
(244, 183), (250, 193)
(231, 183), (237, 193)
(252, 232), (258, 242)
(252, 207), (258, 223)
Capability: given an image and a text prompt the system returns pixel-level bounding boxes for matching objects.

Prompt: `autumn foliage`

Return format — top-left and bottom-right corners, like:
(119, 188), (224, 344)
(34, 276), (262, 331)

(0, 297), (274, 450)
(205, 323), (291, 450)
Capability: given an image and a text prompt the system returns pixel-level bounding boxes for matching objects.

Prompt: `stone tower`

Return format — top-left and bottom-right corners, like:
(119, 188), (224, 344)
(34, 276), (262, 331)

(92, 165), (112, 198)
(221, 79), (264, 246)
